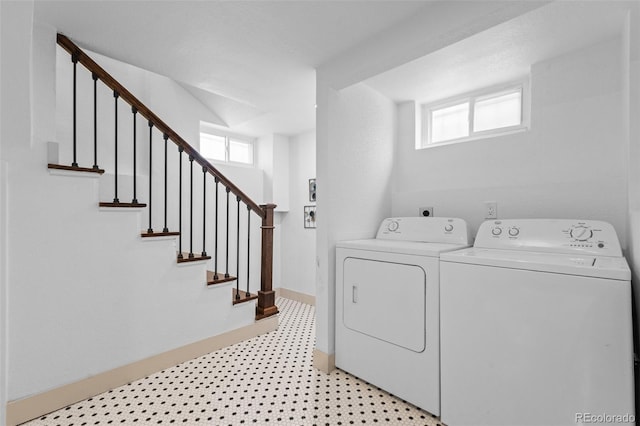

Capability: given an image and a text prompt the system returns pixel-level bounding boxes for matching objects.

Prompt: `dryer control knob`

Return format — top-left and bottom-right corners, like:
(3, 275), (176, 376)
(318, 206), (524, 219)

(444, 224), (454, 232)
(492, 227), (502, 236)
(388, 221), (399, 232)
(508, 227), (520, 237)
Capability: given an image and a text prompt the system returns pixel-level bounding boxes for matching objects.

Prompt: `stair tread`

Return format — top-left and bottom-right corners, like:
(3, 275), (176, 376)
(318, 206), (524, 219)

(48, 163), (106, 174)
(232, 289), (258, 305)
(206, 271), (237, 285)
(141, 231), (180, 237)
(177, 252), (211, 263)
(99, 202), (147, 208)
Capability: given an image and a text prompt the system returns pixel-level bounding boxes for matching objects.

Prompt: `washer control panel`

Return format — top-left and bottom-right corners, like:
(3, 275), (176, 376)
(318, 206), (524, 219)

(376, 217), (470, 245)
(476, 219), (622, 257)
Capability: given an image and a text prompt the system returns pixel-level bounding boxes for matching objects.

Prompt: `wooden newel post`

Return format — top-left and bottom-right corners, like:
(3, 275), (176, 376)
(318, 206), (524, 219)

(256, 203), (278, 319)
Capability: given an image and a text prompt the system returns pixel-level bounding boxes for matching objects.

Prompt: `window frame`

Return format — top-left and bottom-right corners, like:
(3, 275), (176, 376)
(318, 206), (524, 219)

(199, 130), (255, 167)
(421, 79), (530, 149)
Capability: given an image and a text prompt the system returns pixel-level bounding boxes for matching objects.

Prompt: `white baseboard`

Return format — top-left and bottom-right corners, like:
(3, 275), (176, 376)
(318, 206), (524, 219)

(312, 348), (335, 374)
(275, 287), (315, 306)
(6, 315), (278, 426)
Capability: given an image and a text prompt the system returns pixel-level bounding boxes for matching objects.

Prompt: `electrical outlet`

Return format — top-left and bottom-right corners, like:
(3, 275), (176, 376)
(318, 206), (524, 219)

(485, 201), (497, 219)
(419, 207), (434, 217)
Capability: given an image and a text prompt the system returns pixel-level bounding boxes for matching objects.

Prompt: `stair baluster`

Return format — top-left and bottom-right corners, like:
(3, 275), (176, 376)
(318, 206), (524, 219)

(163, 134), (169, 233)
(236, 196), (241, 300)
(202, 167), (207, 257)
(131, 107), (138, 204)
(113, 90), (120, 203)
(177, 146), (183, 259)
(72, 53), (78, 167)
(247, 205), (251, 297)
(225, 187), (230, 278)
(189, 156), (194, 258)
(92, 73), (99, 170)
(214, 178), (219, 280)
(147, 122), (153, 233)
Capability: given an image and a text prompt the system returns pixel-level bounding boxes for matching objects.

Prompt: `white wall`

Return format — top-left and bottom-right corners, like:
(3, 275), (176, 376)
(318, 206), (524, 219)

(256, 133), (290, 211)
(314, 1), (547, 360)
(315, 81), (395, 356)
(624, 4), (640, 355)
(280, 130), (316, 296)
(2, 11), (266, 404)
(0, 0), (34, 418)
(392, 38), (627, 244)
(0, 2), (5, 423)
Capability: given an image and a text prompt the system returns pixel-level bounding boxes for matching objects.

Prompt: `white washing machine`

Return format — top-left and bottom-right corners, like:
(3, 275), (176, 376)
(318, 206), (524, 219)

(440, 219), (634, 426)
(335, 217), (471, 416)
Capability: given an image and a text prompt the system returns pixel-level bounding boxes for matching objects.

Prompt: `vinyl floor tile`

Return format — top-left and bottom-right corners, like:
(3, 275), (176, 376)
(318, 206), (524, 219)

(24, 298), (442, 425)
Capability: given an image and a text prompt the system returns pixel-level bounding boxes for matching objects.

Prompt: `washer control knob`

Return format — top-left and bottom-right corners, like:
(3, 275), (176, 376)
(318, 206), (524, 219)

(570, 226), (593, 241)
(444, 224), (454, 232)
(508, 227), (520, 237)
(492, 227), (502, 236)
(388, 220), (399, 232)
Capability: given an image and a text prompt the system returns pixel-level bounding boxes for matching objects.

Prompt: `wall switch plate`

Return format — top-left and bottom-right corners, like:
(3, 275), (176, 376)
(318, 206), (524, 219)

(485, 201), (497, 219)
(419, 207), (434, 217)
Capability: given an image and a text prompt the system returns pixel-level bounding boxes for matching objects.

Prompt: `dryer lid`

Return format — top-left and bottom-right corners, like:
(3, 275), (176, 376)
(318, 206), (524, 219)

(337, 239), (469, 257)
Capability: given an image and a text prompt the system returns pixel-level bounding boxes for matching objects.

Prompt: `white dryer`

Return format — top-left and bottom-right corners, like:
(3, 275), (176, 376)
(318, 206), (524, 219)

(440, 219), (634, 426)
(335, 217), (471, 415)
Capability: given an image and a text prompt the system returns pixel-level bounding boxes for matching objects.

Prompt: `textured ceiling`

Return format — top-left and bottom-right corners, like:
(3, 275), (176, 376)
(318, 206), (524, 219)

(34, 0), (432, 137)
(365, 1), (631, 104)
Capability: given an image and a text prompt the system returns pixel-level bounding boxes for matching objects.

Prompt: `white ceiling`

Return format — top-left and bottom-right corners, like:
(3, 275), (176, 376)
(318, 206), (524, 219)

(33, 1), (634, 139)
(34, 0), (432, 137)
(365, 1), (632, 105)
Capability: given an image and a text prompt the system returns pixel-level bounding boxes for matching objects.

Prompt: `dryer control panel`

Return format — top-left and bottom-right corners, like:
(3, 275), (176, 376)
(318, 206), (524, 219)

(475, 219), (622, 257)
(376, 217), (471, 245)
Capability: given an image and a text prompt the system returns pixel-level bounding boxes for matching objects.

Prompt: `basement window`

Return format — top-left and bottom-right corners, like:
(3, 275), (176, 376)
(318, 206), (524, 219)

(421, 81), (528, 148)
(200, 132), (254, 166)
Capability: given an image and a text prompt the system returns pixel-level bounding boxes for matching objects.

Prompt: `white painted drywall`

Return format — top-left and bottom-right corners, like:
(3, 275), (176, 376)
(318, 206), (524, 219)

(1, 0), (36, 404)
(280, 130), (316, 297)
(3, 13), (266, 403)
(256, 133), (290, 212)
(392, 38), (627, 245)
(314, 1), (553, 360)
(272, 135), (290, 212)
(624, 4), (640, 354)
(0, 0), (33, 419)
(315, 81), (395, 356)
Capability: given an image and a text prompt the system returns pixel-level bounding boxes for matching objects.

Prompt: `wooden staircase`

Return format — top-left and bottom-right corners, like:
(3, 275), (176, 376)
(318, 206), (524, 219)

(49, 33), (278, 319)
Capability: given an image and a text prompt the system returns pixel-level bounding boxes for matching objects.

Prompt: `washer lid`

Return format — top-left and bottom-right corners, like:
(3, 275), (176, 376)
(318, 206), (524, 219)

(441, 247), (631, 280)
(337, 239), (470, 257)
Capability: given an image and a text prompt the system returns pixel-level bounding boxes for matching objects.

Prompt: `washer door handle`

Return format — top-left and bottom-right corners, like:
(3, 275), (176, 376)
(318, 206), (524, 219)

(352, 285), (358, 303)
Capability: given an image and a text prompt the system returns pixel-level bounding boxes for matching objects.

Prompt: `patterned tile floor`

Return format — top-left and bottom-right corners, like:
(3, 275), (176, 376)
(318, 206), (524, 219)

(25, 298), (442, 425)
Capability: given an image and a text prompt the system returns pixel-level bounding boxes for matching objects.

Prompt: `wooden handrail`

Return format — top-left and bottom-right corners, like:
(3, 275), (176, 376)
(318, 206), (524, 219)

(57, 33), (265, 219)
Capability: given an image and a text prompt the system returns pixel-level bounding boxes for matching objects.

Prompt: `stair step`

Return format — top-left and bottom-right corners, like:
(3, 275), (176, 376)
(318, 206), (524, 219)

(232, 289), (258, 305)
(207, 271), (237, 286)
(99, 201), (147, 208)
(48, 163), (105, 174)
(141, 231), (180, 238)
(177, 252), (211, 263)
